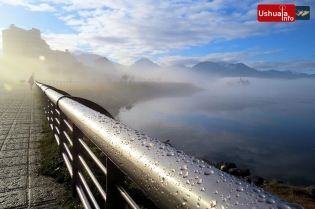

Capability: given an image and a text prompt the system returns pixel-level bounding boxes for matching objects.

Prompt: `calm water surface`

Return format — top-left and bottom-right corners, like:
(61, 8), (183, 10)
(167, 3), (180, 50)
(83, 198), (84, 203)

(118, 79), (315, 186)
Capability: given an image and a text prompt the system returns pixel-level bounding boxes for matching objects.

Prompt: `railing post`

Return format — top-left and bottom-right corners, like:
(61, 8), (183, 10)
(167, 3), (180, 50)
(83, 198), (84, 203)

(59, 111), (67, 153)
(42, 91), (48, 116)
(106, 158), (125, 209)
(52, 103), (59, 145)
(48, 100), (53, 127)
(45, 98), (50, 120)
(72, 124), (84, 197)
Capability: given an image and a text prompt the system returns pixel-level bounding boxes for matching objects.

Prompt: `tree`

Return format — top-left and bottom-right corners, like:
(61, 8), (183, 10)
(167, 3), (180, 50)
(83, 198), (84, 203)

(120, 74), (129, 83)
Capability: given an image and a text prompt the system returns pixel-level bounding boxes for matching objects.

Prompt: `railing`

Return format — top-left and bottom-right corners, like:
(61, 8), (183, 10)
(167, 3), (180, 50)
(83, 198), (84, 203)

(36, 81), (303, 209)
(37, 80), (106, 86)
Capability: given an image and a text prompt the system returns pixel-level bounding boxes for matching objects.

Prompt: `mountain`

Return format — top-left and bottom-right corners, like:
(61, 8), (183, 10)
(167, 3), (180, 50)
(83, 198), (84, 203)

(233, 63), (262, 77)
(72, 51), (314, 79)
(73, 53), (103, 67)
(192, 61), (262, 77)
(263, 69), (312, 79)
(129, 58), (161, 70)
(191, 61), (314, 79)
(192, 61), (226, 74)
(94, 57), (116, 72)
(112, 62), (129, 71)
(172, 64), (190, 70)
(302, 69), (315, 75)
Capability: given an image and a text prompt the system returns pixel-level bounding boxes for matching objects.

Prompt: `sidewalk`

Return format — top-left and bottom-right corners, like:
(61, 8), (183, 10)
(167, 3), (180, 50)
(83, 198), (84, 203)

(0, 85), (65, 209)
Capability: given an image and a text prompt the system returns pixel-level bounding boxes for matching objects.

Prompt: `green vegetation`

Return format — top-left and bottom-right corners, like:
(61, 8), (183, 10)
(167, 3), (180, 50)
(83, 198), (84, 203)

(124, 177), (159, 209)
(37, 103), (83, 208)
(264, 181), (315, 209)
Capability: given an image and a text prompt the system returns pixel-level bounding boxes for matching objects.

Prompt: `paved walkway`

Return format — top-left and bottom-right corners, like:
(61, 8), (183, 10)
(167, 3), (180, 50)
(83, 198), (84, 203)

(0, 85), (65, 209)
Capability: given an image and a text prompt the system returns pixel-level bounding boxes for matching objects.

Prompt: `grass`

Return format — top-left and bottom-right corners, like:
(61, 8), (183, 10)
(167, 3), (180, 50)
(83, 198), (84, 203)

(37, 96), (83, 208)
(264, 180), (315, 208)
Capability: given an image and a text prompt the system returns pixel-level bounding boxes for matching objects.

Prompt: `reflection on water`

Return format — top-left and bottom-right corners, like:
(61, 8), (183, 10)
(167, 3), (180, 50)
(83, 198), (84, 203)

(118, 79), (315, 186)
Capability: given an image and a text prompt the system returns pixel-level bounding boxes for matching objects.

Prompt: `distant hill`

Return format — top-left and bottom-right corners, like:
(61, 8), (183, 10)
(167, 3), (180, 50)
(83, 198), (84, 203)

(73, 53), (103, 67)
(112, 62), (129, 71)
(73, 52), (314, 79)
(73, 53), (129, 72)
(169, 64), (191, 71)
(192, 61), (226, 74)
(129, 58), (161, 70)
(263, 69), (313, 79)
(94, 57), (116, 72)
(191, 61), (314, 79)
(192, 61), (262, 77)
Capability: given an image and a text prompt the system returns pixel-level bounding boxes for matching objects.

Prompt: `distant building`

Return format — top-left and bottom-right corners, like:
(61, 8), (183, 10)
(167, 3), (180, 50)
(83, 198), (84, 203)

(2, 24), (51, 58)
(1, 24), (85, 77)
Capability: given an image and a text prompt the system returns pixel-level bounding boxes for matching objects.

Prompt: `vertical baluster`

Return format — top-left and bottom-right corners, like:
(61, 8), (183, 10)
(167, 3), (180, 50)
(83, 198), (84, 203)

(48, 100), (53, 125)
(43, 90), (48, 116)
(106, 158), (125, 209)
(72, 124), (85, 197)
(52, 103), (59, 145)
(44, 92), (50, 121)
(59, 111), (68, 153)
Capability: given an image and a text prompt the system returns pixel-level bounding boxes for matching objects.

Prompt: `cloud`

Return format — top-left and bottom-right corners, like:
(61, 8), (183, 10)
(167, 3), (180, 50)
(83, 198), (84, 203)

(2, 0), (315, 69)
(3, 1), (306, 61)
(42, 33), (82, 51)
(0, 0), (55, 11)
(27, 3), (55, 11)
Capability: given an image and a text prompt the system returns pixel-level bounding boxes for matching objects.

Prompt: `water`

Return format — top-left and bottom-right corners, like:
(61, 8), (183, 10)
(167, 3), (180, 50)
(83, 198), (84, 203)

(118, 78), (315, 186)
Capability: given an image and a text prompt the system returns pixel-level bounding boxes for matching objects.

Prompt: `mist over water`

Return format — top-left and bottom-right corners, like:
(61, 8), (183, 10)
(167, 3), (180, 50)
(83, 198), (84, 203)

(2, 44), (314, 186)
(118, 78), (315, 186)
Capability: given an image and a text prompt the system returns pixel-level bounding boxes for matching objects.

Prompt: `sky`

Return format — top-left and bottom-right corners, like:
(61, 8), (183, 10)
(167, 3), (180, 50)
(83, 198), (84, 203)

(0, 0), (314, 73)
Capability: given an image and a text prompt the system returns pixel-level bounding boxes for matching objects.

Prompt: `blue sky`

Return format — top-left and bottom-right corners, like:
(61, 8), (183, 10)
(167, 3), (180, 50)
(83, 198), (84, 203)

(0, 0), (314, 73)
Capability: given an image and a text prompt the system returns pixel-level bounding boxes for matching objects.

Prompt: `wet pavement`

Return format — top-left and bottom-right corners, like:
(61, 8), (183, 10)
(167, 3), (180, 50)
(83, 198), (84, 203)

(0, 85), (65, 209)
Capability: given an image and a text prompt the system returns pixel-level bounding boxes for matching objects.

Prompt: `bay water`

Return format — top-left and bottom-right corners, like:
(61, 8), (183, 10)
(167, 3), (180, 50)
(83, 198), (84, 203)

(118, 78), (315, 186)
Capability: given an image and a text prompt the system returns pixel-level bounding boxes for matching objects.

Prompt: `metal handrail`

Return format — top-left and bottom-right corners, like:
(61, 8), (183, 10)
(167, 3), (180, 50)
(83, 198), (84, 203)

(37, 80), (102, 86)
(35, 81), (303, 209)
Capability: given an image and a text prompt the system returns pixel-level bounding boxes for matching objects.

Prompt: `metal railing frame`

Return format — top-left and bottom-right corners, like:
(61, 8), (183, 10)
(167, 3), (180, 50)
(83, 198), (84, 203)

(37, 80), (103, 86)
(36, 81), (303, 209)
